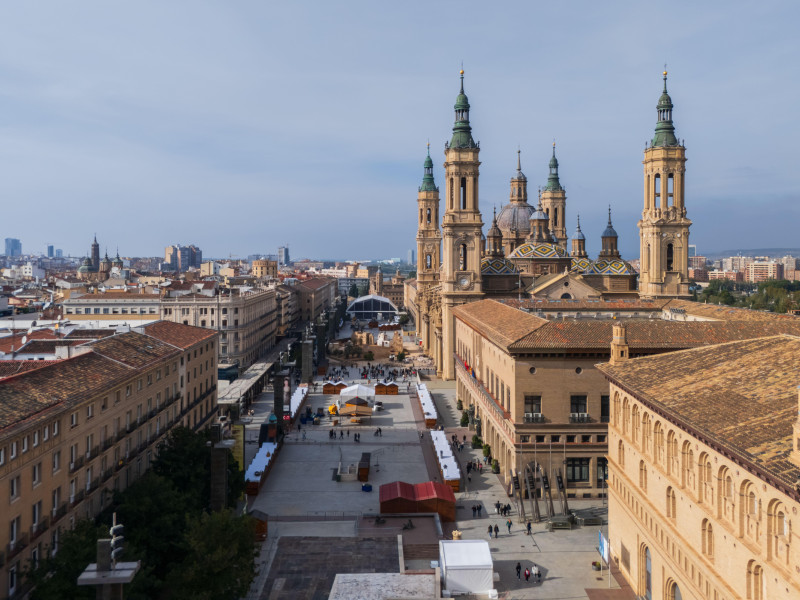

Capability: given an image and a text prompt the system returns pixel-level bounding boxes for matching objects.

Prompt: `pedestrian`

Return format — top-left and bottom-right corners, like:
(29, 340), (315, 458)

(472, 505), (477, 518)
(524, 568), (530, 582)
(516, 562), (521, 579)
(532, 564), (539, 581)
(477, 504), (482, 517)
(506, 519), (512, 534)
(340, 430), (344, 439)
(526, 521), (532, 535)
(495, 501), (501, 514)
(347, 429), (350, 437)
(494, 524), (499, 538)
(487, 525), (493, 539)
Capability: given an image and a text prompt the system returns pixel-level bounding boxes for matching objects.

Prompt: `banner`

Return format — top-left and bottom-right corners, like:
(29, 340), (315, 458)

(598, 530), (610, 564)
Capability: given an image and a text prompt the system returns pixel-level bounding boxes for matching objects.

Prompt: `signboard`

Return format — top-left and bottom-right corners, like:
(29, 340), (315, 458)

(598, 530), (610, 564)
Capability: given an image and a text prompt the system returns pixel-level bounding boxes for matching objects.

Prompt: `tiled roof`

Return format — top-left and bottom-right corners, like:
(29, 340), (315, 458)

(296, 278), (334, 291)
(0, 353), (132, 433)
(452, 300), (548, 348)
(598, 335), (800, 488)
(664, 299), (800, 323)
(141, 320), (216, 350)
(15, 339), (87, 354)
(0, 360), (61, 380)
(501, 298), (668, 312)
(63, 328), (117, 339)
(87, 331), (180, 368)
(0, 329), (59, 353)
(510, 319), (800, 350)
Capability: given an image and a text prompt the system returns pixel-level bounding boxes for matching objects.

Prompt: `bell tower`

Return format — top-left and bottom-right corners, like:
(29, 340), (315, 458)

(441, 69), (484, 380)
(638, 70), (692, 298)
(540, 143), (567, 248)
(416, 143), (441, 288)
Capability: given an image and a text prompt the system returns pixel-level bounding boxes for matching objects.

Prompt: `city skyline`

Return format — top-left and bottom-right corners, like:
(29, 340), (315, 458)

(1, 2), (798, 259)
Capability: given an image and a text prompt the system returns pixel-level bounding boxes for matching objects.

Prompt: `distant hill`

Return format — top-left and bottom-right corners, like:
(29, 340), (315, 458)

(704, 248), (800, 259)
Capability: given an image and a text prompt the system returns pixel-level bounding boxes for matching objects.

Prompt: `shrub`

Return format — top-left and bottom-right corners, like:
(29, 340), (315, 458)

(482, 444), (491, 458)
(460, 411), (469, 427)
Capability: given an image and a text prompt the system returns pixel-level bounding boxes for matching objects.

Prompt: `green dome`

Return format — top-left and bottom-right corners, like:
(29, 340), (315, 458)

(449, 72), (477, 149)
(652, 72), (680, 147)
(543, 143), (563, 192)
(419, 145), (437, 192)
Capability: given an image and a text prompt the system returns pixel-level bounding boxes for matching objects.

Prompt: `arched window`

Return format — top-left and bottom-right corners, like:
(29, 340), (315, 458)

(740, 481), (761, 540)
(666, 243), (674, 271)
(666, 580), (683, 600)
(449, 178), (454, 210)
(618, 440), (625, 467)
(654, 173), (661, 207)
(419, 208), (423, 223)
(426, 208), (431, 223)
(747, 561), (764, 600)
(639, 460), (647, 491)
(631, 405), (640, 445)
(768, 499), (791, 563)
(718, 466), (734, 522)
(613, 393), (621, 426)
(666, 430), (678, 477)
(681, 441), (693, 489)
(702, 519), (714, 558)
(640, 546), (652, 600)
(459, 244), (467, 271)
(622, 398), (630, 435)
(653, 421), (664, 464)
(425, 254), (432, 269)
(666, 486), (676, 519)
(698, 452), (713, 504)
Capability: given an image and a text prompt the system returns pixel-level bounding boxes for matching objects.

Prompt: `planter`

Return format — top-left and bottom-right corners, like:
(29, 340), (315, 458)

(591, 562), (602, 571)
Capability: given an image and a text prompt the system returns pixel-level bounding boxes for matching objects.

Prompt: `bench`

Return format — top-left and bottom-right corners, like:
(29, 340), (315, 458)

(547, 519), (573, 531)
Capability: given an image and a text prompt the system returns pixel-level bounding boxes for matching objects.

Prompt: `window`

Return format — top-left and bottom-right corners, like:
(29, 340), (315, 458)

(566, 435), (576, 443)
(600, 395), (610, 422)
(666, 486), (677, 519)
(11, 440), (18, 459)
(639, 460), (647, 491)
(53, 420), (59, 437)
(0, 447), (4, 466)
(535, 435), (545, 443)
(137, 379), (143, 391)
(8, 562), (17, 595)
(32, 500), (41, 525)
(566, 458), (590, 482)
(570, 395), (587, 414)
(581, 435), (591, 443)
(618, 440), (625, 467)
(70, 412), (78, 428)
(10, 475), (20, 499)
(597, 457), (608, 487)
(43, 425), (49, 441)
(53, 450), (61, 472)
(33, 462), (41, 485)
(524, 395), (541, 414)
(551, 435), (560, 443)
(147, 374), (153, 386)
(87, 404), (94, 419)
(22, 436), (29, 453)
(126, 385), (132, 397)
(666, 243), (674, 271)
(33, 431), (39, 447)
(702, 519), (714, 557)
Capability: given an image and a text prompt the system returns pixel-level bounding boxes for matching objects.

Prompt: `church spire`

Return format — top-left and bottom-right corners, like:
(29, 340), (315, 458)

(652, 69), (679, 147)
(544, 141), (562, 191)
(419, 143), (437, 192)
(449, 69), (477, 149)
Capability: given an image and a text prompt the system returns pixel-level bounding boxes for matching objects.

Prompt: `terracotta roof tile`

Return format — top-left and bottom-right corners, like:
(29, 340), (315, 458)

(87, 331), (180, 368)
(0, 329), (59, 353)
(140, 320), (217, 350)
(664, 299), (800, 323)
(452, 300), (548, 348)
(598, 335), (800, 487)
(0, 360), (61, 380)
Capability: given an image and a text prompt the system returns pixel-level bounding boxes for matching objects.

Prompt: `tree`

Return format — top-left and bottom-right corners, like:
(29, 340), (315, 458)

(25, 520), (105, 600)
(348, 283), (359, 298)
(460, 411), (469, 427)
(363, 350), (374, 361)
(167, 510), (257, 600)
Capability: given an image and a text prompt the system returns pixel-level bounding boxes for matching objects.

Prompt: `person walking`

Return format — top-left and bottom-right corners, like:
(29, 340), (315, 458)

(532, 564), (540, 582)
(487, 525), (493, 539)
(524, 568), (530, 582)
(515, 562), (521, 579)
(476, 504), (482, 517)
(506, 519), (512, 534)
(472, 505), (477, 518)
(526, 521), (532, 536)
(495, 501), (501, 514)
(493, 524), (499, 538)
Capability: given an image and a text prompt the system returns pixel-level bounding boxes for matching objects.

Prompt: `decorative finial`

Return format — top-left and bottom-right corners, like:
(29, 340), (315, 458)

(608, 205), (613, 225)
(426, 140), (430, 155)
(516, 147), (521, 172)
(576, 214), (582, 230)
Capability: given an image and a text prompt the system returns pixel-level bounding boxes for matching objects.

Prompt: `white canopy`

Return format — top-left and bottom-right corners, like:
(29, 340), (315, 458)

(340, 384), (375, 401)
(439, 540), (494, 595)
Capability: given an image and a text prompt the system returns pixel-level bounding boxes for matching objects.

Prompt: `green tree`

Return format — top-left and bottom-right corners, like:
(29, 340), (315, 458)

(348, 283), (359, 298)
(25, 520), (105, 600)
(363, 350), (374, 361)
(167, 511), (257, 600)
(460, 411), (469, 427)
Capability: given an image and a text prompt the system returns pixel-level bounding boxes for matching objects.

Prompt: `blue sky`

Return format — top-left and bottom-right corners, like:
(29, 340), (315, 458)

(1, 2), (798, 261)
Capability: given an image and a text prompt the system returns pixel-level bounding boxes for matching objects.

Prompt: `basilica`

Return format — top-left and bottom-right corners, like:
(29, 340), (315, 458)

(404, 70), (692, 379)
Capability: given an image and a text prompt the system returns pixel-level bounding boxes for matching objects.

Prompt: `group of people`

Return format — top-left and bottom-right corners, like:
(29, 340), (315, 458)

(515, 562), (541, 583)
(494, 501), (512, 516)
(328, 428), (362, 442)
(450, 434), (468, 453)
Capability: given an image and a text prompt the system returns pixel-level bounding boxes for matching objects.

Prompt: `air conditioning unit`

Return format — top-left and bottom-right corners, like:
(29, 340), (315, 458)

(524, 412), (533, 419)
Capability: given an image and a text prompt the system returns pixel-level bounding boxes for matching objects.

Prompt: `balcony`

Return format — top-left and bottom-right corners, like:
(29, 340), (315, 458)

(524, 413), (545, 423)
(569, 413), (592, 424)
(116, 430), (126, 443)
(7, 533), (29, 560)
(453, 354), (510, 420)
(51, 502), (68, 524)
(101, 468), (113, 483)
(114, 458), (125, 472)
(69, 456), (85, 473)
(70, 489), (85, 507)
(30, 517), (50, 540)
(86, 478), (101, 494)
(102, 437), (114, 450)
(86, 445), (100, 461)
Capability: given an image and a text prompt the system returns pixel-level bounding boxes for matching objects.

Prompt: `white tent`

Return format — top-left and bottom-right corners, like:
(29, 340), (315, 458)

(339, 384), (375, 403)
(439, 540), (495, 596)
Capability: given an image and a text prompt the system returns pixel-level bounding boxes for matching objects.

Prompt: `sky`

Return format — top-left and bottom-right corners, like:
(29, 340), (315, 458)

(1, 2), (798, 262)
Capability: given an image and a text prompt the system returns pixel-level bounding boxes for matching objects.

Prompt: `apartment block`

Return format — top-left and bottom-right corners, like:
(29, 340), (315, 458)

(0, 322), (218, 599)
(160, 287), (276, 371)
(746, 261), (784, 283)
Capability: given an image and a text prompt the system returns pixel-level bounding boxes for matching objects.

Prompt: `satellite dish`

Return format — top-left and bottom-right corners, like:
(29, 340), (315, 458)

(21, 336), (27, 345)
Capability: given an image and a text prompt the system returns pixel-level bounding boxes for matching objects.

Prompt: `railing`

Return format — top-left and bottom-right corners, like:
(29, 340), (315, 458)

(116, 430), (126, 443)
(7, 533), (29, 559)
(114, 458), (125, 472)
(453, 354), (510, 420)
(569, 413), (592, 423)
(88, 445), (100, 460)
(87, 478), (101, 493)
(51, 502), (68, 524)
(103, 437), (114, 450)
(30, 517), (50, 540)
(69, 456), (85, 473)
(524, 413), (545, 423)
(71, 489), (85, 506)
(102, 468), (113, 482)
(600, 415), (610, 423)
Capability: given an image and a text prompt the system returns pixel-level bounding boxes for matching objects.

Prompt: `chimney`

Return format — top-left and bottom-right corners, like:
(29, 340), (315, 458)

(791, 386), (800, 468)
(609, 324), (629, 365)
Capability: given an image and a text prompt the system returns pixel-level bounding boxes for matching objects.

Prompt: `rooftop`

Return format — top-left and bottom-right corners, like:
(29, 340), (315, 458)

(598, 335), (800, 491)
(140, 320), (217, 350)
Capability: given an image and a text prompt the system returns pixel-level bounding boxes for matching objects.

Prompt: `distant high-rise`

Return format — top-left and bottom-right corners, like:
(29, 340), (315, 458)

(407, 249), (415, 265)
(278, 246), (290, 266)
(55, 249), (63, 258)
(4, 238), (22, 257)
(47, 244), (54, 258)
(165, 244), (203, 272)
